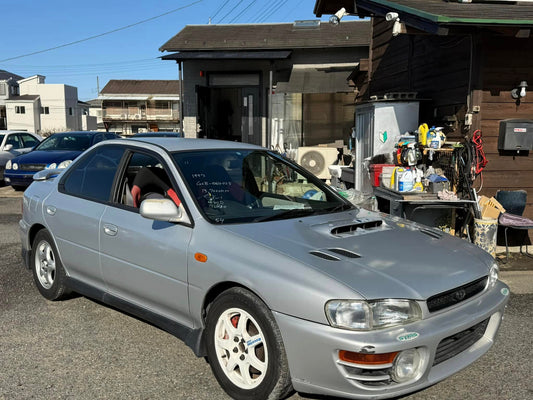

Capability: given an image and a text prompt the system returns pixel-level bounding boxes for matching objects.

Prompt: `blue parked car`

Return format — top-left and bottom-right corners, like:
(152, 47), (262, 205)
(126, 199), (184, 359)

(4, 131), (118, 190)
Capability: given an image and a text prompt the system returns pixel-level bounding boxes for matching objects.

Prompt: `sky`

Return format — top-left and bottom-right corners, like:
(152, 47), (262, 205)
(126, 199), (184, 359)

(0, 0), (347, 101)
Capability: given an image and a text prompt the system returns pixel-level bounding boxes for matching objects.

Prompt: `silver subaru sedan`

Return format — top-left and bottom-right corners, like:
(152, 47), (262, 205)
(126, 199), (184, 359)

(19, 138), (509, 400)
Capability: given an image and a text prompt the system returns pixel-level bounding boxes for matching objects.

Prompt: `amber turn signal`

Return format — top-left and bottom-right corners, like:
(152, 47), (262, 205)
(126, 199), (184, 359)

(194, 253), (208, 263)
(339, 350), (399, 365)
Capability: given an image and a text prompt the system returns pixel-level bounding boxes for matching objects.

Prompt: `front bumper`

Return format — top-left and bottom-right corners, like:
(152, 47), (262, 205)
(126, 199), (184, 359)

(274, 280), (509, 399)
(19, 218), (31, 269)
(4, 170), (36, 187)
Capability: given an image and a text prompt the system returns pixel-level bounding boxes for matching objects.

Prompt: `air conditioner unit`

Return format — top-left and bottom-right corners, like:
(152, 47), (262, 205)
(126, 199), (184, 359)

(297, 146), (339, 179)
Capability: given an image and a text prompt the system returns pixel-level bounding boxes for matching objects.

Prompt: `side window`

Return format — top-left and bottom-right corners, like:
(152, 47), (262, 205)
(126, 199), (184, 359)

(6, 134), (22, 149)
(20, 133), (40, 148)
(117, 151), (178, 209)
(62, 146), (124, 202)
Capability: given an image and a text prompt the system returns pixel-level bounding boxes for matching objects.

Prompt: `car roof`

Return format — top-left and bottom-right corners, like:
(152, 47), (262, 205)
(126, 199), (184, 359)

(118, 137), (265, 152)
(0, 130), (38, 134)
(132, 132), (181, 137)
(48, 131), (104, 136)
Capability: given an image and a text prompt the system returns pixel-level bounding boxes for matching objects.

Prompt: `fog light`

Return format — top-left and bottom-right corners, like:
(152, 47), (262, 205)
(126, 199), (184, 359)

(391, 348), (423, 383)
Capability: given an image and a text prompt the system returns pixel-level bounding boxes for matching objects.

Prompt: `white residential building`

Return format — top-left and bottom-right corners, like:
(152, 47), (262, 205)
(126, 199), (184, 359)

(5, 75), (95, 133)
(0, 70), (23, 129)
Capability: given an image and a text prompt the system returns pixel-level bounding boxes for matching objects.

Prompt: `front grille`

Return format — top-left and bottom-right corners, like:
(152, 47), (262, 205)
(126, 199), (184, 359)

(20, 164), (46, 171)
(433, 318), (489, 366)
(427, 276), (488, 312)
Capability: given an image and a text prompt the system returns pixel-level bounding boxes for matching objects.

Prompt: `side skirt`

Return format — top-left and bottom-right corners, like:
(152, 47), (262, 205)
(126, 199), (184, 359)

(66, 277), (206, 357)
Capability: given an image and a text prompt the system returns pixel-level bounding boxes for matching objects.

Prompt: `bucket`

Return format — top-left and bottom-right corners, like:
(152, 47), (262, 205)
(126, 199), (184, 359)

(473, 217), (498, 257)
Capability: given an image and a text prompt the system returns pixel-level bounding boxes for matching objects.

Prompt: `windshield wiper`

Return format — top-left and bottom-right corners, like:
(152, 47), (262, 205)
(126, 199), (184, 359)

(254, 208), (316, 222)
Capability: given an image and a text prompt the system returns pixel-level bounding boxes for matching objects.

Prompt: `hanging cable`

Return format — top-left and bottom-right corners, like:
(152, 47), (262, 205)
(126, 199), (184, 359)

(472, 129), (488, 175)
(0, 1), (202, 62)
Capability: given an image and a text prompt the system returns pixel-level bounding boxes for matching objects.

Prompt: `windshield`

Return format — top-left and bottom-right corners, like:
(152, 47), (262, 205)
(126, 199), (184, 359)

(173, 149), (354, 224)
(35, 134), (92, 151)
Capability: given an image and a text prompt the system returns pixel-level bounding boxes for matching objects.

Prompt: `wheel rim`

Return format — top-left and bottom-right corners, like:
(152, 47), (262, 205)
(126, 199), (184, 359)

(34, 240), (56, 290)
(213, 307), (268, 389)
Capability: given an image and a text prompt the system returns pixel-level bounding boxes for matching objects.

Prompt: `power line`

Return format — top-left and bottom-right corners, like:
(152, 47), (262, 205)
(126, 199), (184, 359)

(218, 0), (244, 23)
(0, 1), (202, 63)
(253, 0), (284, 23)
(258, 0), (289, 23)
(210, 0), (232, 22)
(228, 0), (259, 24)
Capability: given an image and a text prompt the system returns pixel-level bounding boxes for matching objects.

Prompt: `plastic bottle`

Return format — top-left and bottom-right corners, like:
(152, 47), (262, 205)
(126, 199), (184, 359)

(398, 169), (414, 192)
(391, 167), (406, 191)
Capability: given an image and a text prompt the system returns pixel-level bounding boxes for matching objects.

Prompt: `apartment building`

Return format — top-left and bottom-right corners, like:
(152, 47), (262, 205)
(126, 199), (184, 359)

(5, 75), (96, 133)
(98, 80), (180, 136)
(0, 70), (23, 130)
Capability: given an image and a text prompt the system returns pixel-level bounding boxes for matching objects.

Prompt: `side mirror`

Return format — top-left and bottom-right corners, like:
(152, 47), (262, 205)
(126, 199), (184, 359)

(140, 198), (190, 224)
(3, 144), (13, 151)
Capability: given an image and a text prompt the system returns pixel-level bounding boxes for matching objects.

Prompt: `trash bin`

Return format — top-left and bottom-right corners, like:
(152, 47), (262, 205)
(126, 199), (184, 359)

(473, 217), (498, 257)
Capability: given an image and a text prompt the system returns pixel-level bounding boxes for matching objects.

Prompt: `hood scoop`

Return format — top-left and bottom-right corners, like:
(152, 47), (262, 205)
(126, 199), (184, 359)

(330, 219), (383, 237)
(419, 227), (444, 240)
(309, 251), (340, 261)
(309, 248), (361, 261)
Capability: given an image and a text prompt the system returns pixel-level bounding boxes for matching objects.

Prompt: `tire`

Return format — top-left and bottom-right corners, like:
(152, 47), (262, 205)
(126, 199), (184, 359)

(12, 185), (26, 191)
(31, 229), (70, 301)
(205, 287), (293, 400)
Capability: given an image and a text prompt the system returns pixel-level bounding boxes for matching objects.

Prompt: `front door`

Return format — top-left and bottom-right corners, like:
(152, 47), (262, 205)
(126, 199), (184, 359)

(98, 150), (193, 326)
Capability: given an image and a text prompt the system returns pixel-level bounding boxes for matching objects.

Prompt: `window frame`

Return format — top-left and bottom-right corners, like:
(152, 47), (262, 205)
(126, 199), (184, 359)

(58, 144), (126, 204)
(5, 133), (22, 149)
(58, 143), (193, 227)
(20, 133), (40, 148)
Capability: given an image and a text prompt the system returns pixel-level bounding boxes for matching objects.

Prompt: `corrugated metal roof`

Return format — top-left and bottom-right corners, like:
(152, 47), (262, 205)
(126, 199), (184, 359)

(100, 80), (180, 95)
(159, 20), (370, 52)
(315, 0), (533, 24)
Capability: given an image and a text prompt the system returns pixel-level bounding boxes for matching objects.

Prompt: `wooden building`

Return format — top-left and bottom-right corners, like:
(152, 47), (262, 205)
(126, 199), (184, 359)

(315, 0), (533, 238)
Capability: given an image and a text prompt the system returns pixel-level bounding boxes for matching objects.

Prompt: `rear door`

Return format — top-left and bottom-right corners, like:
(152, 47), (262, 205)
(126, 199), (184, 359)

(44, 144), (125, 290)
(99, 149), (193, 326)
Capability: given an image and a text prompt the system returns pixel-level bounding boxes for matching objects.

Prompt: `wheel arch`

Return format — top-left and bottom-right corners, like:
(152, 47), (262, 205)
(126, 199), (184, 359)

(202, 281), (269, 323)
(194, 281), (270, 356)
(24, 223), (47, 268)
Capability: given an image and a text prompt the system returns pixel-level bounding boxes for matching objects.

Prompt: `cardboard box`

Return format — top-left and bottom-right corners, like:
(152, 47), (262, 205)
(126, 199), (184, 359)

(478, 195), (506, 219)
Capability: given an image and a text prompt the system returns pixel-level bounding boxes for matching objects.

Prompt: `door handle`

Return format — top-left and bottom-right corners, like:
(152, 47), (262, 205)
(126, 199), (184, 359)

(103, 224), (118, 236)
(46, 206), (56, 216)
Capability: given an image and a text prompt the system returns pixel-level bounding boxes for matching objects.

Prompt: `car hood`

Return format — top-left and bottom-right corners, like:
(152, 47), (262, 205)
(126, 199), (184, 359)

(219, 208), (493, 300)
(13, 150), (82, 165)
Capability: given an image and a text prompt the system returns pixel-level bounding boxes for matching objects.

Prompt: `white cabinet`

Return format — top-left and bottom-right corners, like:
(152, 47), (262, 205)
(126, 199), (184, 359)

(354, 101), (419, 191)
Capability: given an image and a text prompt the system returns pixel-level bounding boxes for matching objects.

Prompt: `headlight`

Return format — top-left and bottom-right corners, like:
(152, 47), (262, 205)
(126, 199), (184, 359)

(57, 160), (72, 169)
(488, 263), (499, 287)
(12, 162), (18, 170)
(46, 163), (57, 170)
(326, 299), (422, 330)
(6, 160), (12, 169)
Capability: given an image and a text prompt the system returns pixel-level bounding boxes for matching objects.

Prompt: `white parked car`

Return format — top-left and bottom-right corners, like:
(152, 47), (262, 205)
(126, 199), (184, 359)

(0, 130), (42, 181)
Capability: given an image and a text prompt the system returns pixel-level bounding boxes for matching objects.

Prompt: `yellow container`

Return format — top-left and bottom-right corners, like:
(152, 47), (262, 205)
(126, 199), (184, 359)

(418, 123), (428, 146)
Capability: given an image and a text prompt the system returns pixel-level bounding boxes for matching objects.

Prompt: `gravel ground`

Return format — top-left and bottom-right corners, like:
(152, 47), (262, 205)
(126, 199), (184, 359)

(0, 195), (531, 400)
